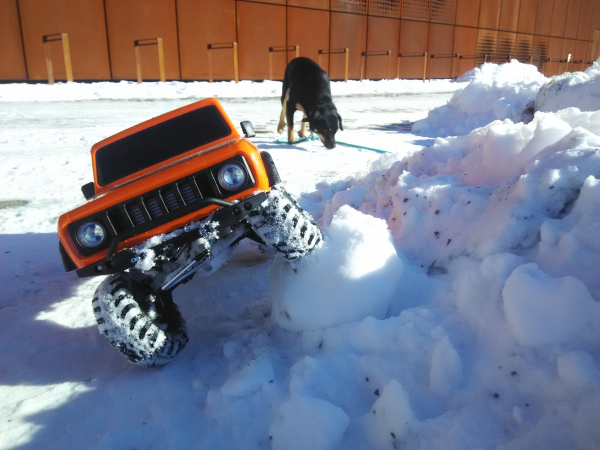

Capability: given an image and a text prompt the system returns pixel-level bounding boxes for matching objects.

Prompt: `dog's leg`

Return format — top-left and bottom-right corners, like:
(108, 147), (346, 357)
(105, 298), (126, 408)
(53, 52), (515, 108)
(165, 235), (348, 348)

(286, 104), (296, 143)
(278, 88), (290, 134)
(298, 112), (307, 138)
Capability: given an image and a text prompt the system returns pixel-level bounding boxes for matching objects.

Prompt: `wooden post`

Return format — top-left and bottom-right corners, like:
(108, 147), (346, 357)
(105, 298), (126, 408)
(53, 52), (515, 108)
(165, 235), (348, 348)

(360, 53), (365, 81)
(207, 42), (238, 83)
(423, 51), (428, 82)
(233, 42), (239, 83)
(45, 42), (54, 85)
(157, 38), (166, 82)
(135, 45), (142, 83)
(453, 54), (459, 78)
(295, 45), (299, 58)
(269, 51), (273, 81)
(387, 50), (392, 80)
(134, 38), (166, 83)
(344, 48), (349, 82)
(43, 33), (73, 84)
(60, 33), (73, 82)
(360, 50), (393, 81)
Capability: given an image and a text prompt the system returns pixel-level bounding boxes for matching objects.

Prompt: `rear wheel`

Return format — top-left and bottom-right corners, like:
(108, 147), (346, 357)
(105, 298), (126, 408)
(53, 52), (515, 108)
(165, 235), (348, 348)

(247, 185), (322, 261)
(93, 271), (188, 367)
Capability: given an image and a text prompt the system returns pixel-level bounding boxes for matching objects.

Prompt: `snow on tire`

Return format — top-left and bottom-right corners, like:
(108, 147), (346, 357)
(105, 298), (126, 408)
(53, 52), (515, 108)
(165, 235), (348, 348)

(93, 271), (188, 367)
(248, 185), (322, 260)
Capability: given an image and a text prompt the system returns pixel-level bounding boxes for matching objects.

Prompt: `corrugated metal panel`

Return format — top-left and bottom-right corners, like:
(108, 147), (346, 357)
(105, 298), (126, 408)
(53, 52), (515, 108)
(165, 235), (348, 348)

(454, 26), (478, 75)
(428, 23), (455, 78)
(0, 0), (27, 80)
(518, 0), (538, 34)
(479, 0), (501, 29)
(564, 0), (583, 39)
(331, 0), (368, 14)
(589, 2), (600, 41)
(576, 0), (594, 40)
(431, 0), (457, 24)
(287, 7), (330, 67)
(329, 12), (367, 79)
(532, 35), (549, 73)
(398, 19), (429, 78)
(515, 34), (533, 63)
(456, 0), (481, 27)
(550, 0), (569, 37)
(402, 0), (431, 21)
(236, 1), (286, 80)
(177, 0), (236, 80)
(546, 37), (563, 75)
(287, 0), (329, 9)
(497, 31), (516, 62)
(369, 0), (402, 18)
(366, 16), (399, 78)
(535, 0), (554, 35)
(476, 28), (498, 65)
(499, 0), (520, 31)
(573, 39), (589, 69)
(105, 0), (179, 81)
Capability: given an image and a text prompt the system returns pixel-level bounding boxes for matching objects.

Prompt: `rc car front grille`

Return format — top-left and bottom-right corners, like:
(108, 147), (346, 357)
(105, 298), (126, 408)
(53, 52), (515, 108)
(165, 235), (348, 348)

(69, 155), (255, 257)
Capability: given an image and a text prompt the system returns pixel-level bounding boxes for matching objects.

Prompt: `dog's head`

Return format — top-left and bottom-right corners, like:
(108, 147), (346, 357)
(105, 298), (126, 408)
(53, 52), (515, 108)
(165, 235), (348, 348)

(303, 107), (343, 149)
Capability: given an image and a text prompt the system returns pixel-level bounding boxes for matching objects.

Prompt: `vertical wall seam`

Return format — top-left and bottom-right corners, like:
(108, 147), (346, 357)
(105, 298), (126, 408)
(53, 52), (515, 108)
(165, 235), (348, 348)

(102, 0), (113, 80)
(174, 0), (182, 80)
(15, 0), (29, 80)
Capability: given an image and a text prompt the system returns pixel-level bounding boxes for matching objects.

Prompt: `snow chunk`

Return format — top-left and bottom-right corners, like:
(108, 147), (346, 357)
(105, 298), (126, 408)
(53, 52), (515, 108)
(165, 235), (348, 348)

(269, 395), (350, 450)
(270, 206), (402, 331)
(366, 379), (418, 447)
(557, 351), (599, 388)
(429, 336), (462, 395)
(536, 60), (600, 113)
(414, 60), (546, 137)
(502, 263), (595, 346)
(220, 355), (274, 397)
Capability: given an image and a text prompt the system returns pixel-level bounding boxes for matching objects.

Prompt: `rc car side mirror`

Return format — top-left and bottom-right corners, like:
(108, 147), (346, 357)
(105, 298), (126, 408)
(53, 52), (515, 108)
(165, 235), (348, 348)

(81, 182), (95, 200)
(240, 121), (255, 138)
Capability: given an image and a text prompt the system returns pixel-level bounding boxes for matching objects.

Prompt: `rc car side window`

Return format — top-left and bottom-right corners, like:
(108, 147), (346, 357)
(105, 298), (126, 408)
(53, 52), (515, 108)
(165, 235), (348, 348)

(95, 106), (231, 186)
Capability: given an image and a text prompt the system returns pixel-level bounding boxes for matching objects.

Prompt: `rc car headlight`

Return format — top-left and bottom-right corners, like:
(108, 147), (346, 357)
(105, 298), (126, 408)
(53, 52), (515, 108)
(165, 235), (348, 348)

(77, 221), (106, 248)
(218, 163), (246, 191)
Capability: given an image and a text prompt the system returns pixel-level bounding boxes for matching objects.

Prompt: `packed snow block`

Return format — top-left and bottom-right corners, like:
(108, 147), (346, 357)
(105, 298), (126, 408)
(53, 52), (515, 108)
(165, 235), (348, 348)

(413, 60), (546, 137)
(502, 263), (596, 346)
(557, 351), (599, 388)
(220, 355), (275, 397)
(538, 176), (600, 299)
(429, 336), (462, 395)
(269, 206), (402, 331)
(365, 379), (417, 447)
(536, 60), (600, 114)
(321, 186), (368, 227)
(269, 395), (350, 450)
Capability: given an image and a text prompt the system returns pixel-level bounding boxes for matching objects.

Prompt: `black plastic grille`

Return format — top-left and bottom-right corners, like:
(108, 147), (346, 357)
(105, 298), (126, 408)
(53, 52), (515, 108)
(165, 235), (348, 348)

(145, 196), (163, 219)
(127, 203), (146, 226)
(179, 182), (197, 205)
(162, 190), (180, 211)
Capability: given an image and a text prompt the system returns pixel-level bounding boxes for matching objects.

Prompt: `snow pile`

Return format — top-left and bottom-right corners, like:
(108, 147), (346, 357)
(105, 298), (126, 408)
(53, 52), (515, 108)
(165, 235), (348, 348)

(0, 78), (462, 102)
(301, 62), (600, 448)
(269, 206), (402, 331)
(536, 61), (600, 113)
(413, 60), (547, 136)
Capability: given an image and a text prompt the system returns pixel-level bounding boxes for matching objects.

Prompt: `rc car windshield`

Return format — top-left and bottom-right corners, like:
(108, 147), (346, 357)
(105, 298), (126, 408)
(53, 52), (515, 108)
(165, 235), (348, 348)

(95, 105), (231, 186)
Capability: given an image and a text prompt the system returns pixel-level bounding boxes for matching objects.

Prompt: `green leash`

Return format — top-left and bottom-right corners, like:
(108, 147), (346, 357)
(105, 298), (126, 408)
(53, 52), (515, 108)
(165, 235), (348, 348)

(275, 134), (389, 154)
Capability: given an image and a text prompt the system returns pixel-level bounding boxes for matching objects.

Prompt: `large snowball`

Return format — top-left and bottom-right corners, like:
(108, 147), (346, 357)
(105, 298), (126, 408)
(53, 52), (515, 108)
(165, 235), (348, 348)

(269, 206), (403, 331)
(502, 263), (595, 346)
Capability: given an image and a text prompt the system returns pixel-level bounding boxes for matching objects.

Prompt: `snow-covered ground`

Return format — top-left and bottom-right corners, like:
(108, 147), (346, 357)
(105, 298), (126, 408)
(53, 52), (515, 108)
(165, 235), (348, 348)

(1, 63), (600, 449)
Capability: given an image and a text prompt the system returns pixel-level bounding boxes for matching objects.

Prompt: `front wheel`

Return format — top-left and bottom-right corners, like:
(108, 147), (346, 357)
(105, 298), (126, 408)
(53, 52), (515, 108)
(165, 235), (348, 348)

(93, 271), (188, 367)
(247, 185), (322, 261)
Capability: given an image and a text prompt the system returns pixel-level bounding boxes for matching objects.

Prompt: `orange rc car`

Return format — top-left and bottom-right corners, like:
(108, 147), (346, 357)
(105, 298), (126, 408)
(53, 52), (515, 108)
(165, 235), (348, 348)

(58, 98), (321, 367)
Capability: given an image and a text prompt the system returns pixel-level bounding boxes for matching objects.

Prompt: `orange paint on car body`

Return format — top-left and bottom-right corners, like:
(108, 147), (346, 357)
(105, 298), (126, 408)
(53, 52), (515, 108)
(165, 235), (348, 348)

(57, 98), (270, 269)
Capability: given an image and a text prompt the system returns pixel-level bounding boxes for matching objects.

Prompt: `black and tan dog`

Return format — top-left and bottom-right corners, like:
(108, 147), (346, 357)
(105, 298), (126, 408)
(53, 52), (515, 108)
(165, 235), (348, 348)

(277, 57), (343, 149)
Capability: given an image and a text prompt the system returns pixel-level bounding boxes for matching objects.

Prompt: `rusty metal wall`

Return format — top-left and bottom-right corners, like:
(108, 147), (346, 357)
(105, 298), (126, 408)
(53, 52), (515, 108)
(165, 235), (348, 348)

(0, 0), (27, 80)
(2, 0), (600, 82)
(177, 0), (236, 81)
